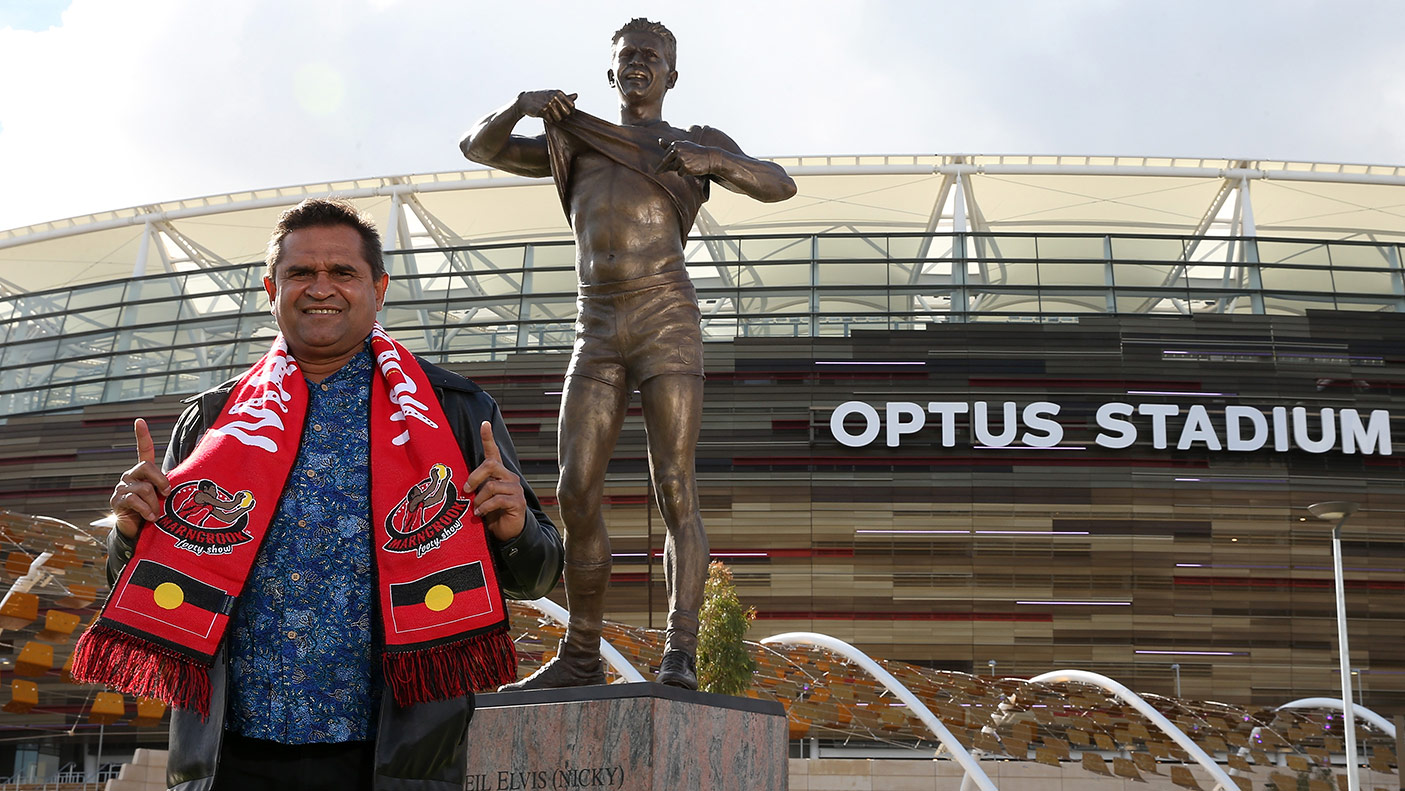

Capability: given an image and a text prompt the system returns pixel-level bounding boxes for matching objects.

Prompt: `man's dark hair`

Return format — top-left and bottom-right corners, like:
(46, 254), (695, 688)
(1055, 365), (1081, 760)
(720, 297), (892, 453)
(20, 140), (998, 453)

(265, 198), (384, 281)
(612, 18), (676, 69)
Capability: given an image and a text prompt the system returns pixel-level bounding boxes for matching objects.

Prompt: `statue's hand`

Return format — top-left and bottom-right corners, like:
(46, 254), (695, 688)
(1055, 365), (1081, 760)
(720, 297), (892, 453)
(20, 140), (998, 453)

(656, 139), (718, 176)
(517, 90), (577, 123)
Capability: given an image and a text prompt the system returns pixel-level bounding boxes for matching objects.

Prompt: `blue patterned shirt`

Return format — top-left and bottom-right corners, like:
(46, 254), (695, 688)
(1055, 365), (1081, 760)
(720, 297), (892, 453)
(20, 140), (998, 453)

(227, 348), (378, 743)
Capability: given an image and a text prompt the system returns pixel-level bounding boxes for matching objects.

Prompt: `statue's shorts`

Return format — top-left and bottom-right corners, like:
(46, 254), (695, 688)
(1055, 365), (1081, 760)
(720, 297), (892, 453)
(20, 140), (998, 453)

(567, 269), (704, 391)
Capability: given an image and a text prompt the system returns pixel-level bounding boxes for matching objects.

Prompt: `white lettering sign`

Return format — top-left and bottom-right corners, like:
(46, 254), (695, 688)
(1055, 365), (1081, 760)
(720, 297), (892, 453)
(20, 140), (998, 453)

(829, 399), (1394, 455)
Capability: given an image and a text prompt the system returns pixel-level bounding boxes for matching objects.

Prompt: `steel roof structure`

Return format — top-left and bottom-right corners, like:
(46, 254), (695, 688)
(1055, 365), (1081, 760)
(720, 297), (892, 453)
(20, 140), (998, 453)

(5, 155), (1405, 297)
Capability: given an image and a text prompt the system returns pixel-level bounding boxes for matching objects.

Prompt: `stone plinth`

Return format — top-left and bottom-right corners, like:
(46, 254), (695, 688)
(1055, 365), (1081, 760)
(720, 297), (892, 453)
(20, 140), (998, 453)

(466, 682), (787, 791)
(105, 748), (169, 791)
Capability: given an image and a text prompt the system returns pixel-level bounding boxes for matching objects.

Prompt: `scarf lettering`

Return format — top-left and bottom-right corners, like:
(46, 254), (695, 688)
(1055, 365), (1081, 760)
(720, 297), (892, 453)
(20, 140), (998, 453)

(213, 343), (298, 453)
(374, 327), (439, 445)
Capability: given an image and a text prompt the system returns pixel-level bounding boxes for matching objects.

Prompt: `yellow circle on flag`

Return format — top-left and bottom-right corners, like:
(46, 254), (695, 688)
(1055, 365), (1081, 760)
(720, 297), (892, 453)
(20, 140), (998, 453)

(424, 584), (454, 612)
(153, 582), (185, 610)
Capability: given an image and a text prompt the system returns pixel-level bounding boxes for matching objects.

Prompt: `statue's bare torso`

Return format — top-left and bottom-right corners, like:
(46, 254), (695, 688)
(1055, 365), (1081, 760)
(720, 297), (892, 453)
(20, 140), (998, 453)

(568, 140), (689, 284)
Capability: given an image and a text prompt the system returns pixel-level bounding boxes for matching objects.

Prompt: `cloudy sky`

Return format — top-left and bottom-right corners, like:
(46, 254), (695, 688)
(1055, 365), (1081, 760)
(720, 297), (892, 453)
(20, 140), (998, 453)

(2, 0), (1404, 231)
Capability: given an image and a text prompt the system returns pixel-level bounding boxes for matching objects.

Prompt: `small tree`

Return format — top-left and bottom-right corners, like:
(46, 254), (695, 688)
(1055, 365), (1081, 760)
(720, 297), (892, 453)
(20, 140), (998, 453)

(697, 560), (757, 695)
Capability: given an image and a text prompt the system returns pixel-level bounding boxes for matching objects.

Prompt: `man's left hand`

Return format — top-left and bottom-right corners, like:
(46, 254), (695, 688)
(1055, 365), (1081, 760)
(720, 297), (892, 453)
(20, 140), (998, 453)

(466, 421), (526, 542)
(656, 139), (717, 176)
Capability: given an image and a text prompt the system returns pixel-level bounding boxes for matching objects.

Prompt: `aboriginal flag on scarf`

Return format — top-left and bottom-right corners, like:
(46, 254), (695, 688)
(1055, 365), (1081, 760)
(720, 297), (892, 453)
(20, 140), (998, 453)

(71, 324), (515, 716)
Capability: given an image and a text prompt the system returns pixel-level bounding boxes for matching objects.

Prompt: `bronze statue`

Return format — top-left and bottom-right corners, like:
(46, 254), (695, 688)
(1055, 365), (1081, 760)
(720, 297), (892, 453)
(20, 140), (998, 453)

(460, 18), (795, 690)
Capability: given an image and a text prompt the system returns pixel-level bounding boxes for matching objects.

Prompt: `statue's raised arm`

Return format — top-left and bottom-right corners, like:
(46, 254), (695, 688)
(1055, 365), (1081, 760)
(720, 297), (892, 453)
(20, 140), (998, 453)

(459, 90), (578, 179)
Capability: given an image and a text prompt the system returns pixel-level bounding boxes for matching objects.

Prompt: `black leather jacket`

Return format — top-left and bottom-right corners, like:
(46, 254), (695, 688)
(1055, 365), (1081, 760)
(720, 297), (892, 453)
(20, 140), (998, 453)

(106, 358), (563, 791)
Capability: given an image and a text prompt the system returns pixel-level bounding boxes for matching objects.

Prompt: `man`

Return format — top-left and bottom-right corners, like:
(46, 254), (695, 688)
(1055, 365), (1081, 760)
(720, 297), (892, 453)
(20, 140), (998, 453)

(102, 198), (563, 791)
(459, 18), (794, 690)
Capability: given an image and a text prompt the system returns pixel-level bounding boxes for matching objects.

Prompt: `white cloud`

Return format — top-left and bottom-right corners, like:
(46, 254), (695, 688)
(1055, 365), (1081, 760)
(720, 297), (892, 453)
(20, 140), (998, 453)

(2, 0), (1404, 231)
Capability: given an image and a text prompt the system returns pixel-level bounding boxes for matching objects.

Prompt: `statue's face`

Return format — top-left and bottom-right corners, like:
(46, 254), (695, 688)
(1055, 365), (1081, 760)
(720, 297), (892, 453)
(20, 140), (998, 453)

(610, 31), (675, 104)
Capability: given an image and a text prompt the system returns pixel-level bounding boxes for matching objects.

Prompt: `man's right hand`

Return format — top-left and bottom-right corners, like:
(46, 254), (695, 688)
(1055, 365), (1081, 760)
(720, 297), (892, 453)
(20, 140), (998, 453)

(110, 418), (170, 540)
(516, 90), (577, 123)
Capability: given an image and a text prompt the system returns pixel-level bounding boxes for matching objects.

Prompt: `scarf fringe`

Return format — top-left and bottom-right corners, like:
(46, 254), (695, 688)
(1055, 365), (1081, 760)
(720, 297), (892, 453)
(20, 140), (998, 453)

(383, 627), (517, 707)
(70, 623), (212, 718)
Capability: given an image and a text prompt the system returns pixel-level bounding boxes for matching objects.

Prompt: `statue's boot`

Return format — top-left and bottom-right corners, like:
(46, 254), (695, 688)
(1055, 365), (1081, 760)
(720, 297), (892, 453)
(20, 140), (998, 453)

(498, 560), (609, 691)
(656, 609), (699, 690)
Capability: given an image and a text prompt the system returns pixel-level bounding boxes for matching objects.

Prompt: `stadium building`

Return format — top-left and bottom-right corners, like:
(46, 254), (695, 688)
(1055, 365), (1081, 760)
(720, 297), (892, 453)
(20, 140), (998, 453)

(0, 155), (1403, 785)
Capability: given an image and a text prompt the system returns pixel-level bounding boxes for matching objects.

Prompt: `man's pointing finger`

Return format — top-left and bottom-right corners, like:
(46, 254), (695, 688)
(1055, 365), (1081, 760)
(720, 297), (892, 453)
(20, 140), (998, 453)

(480, 421), (502, 464)
(134, 418), (156, 465)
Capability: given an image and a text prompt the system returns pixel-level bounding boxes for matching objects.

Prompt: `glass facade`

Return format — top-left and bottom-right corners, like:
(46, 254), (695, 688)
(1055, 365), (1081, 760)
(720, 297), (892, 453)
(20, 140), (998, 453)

(1, 229), (1403, 712)
(3, 232), (1402, 419)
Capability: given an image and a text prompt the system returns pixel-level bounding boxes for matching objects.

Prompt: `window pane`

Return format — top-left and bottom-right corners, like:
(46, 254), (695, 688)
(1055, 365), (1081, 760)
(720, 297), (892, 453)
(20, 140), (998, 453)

(1331, 269), (1396, 294)
(738, 262), (808, 289)
(1038, 261), (1104, 286)
(971, 235), (1036, 260)
(1257, 241), (1330, 265)
(1037, 289), (1107, 312)
(818, 261), (886, 286)
(119, 299), (181, 326)
(817, 236), (885, 260)
(741, 237), (809, 262)
(62, 307), (120, 334)
(521, 296), (576, 320)
(1263, 293), (1336, 314)
(1259, 267), (1332, 292)
(527, 243), (574, 268)
(1111, 236), (1185, 261)
(1037, 236), (1103, 260)
(465, 246), (525, 270)
(1327, 243), (1395, 269)
(526, 268), (577, 294)
(66, 282), (127, 311)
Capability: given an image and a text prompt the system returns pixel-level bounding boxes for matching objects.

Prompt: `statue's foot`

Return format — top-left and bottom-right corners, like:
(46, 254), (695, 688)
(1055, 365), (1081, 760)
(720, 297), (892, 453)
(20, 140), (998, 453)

(656, 649), (697, 690)
(498, 651), (606, 692)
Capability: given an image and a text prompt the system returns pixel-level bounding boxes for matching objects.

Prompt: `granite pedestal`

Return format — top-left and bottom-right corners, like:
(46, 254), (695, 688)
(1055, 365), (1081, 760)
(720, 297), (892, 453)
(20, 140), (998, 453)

(465, 682), (787, 791)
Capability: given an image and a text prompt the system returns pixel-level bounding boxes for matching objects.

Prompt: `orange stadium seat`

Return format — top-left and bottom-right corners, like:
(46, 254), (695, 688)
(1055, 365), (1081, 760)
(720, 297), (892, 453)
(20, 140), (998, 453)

(87, 692), (125, 725)
(132, 698), (166, 727)
(15, 641), (53, 676)
(2, 680), (38, 714)
(0, 591), (38, 629)
(37, 609), (81, 642)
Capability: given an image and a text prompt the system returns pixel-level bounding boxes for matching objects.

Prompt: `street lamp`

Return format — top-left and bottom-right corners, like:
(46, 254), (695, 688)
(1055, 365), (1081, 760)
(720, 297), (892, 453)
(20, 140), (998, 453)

(1171, 663), (1181, 698)
(987, 659), (996, 678)
(1308, 500), (1360, 791)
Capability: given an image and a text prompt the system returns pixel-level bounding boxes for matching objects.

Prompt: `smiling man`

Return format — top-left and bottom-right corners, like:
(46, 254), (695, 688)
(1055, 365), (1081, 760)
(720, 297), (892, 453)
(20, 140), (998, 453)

(92, 199), (563, 791)
(460, 18), (794, 691)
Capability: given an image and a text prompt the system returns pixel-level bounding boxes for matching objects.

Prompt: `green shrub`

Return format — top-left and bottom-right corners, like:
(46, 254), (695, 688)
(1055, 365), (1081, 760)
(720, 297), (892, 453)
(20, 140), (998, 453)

(697, 560), (757, 695)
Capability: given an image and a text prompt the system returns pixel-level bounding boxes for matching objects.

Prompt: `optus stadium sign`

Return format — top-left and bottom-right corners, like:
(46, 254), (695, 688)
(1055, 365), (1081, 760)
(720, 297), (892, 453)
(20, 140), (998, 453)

(829, 400), (1395, 455)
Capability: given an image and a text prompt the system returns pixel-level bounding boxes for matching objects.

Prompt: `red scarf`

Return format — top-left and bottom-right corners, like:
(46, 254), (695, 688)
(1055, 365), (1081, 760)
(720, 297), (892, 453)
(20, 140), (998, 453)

(72, 325), (515, 717)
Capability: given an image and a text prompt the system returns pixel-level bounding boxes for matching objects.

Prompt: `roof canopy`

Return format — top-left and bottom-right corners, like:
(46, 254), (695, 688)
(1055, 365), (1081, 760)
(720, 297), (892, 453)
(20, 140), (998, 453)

(5, 155), (1405, 295)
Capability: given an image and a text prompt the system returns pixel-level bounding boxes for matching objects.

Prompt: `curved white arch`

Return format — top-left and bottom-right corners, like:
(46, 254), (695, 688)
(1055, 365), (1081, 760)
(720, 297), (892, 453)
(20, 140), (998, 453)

(761, 631), (998, 791)
(1235, 697), (1393, 784)
(1024, 670), (1239, 791)
(520, 598), (646, 683)
(1276, 697), (1396, 739)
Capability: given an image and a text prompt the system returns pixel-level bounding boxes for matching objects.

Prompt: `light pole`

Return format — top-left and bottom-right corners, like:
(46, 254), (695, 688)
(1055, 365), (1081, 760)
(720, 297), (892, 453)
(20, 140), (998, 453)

(1308, 500), (1360, 791)
(988, 659), (996, 678)
(1352, 668), (1366, 768)
(1171, 663), (1181, 698)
